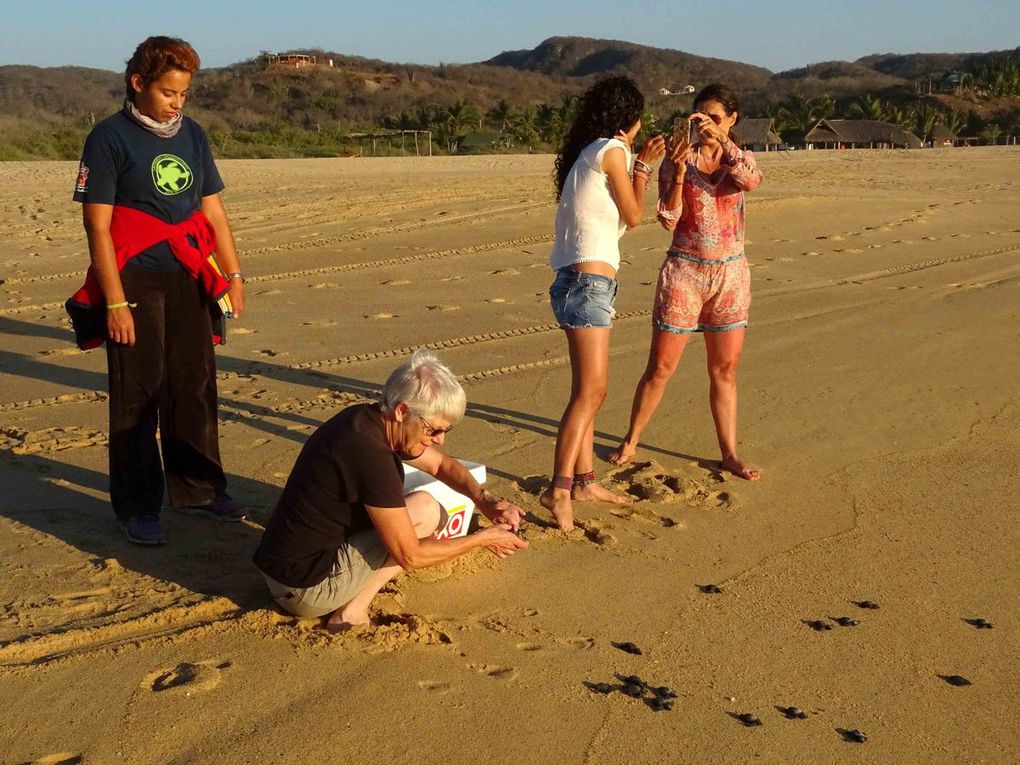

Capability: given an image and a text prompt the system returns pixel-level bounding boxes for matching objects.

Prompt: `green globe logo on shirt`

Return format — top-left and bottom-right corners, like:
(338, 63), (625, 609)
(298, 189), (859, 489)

(151, 153), (193, 196)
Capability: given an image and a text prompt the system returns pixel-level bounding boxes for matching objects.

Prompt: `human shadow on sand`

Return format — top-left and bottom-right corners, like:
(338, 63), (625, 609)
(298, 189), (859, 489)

(0, 451), (277, 609)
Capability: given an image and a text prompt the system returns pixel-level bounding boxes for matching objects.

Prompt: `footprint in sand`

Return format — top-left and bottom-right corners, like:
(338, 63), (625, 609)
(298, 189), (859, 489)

(417, 679), (451, 694)
(308, 282), (340, 289)
(144, 660), (232, 693)
(488, 268), (519, 276)
(441, 275), (465, 282)
(516, 642), (543, 652)
(256, 288), (283, 296)
(485, 297), (508, 304)
(381, 279), (411, 286)
(366, 312), (398, 320)
(26, 754), (84, 765)
(467, 663), (517, 680)
(427, 304), (461, 312)
(256, 349), (283, 358)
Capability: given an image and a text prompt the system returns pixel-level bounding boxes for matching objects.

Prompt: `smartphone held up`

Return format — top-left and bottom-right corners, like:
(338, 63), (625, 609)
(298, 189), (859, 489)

(671, 116), (693, 146)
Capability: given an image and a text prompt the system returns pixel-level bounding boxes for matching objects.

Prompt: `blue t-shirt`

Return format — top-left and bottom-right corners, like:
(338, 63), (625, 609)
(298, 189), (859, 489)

(72, 111), (225, 271)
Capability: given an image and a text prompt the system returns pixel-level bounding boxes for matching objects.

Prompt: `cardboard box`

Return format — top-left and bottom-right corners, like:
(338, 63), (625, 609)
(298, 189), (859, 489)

(402, 459), (486, 539)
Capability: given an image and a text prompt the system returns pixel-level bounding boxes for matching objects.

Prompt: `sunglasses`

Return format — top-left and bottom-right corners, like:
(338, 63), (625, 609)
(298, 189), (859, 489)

(419, 415), (453, 437)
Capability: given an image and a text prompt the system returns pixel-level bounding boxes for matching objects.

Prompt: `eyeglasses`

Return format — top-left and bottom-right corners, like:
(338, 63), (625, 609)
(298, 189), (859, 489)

(418, 415), (453, 437)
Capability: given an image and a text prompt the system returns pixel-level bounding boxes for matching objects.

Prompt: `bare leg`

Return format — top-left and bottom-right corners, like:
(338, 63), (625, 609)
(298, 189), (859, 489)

(325, 492), (441, 631)
(571, 417), (632, 505)
(705, 328), (760, 481)
(540, 328), (611, 532)
(609, 328), (691, 464)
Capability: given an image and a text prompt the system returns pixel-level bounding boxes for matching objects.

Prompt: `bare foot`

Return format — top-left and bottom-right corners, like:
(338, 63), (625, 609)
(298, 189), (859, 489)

(721, 455), (761, 481)
(572, 481), (634, 506)
(540, 488), (574, 532)
(607, 441), (637, 465)
(326, 607), (370, 633)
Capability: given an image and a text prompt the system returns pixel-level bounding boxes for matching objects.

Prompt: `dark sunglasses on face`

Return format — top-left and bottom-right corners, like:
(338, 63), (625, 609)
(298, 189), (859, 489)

(419, 415), (453, 437)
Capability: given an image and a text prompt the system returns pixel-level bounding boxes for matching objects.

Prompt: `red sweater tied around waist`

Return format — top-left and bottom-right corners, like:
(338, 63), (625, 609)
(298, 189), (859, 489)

(66, 206), (231, 350)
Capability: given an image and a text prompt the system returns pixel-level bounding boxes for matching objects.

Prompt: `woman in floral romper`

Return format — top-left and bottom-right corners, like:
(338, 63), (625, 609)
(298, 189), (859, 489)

(609, 83), (763, 480)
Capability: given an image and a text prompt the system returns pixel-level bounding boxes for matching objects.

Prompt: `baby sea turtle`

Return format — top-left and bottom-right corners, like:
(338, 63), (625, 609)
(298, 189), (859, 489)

(854, 600), (880, 609)
(780, 707), (808, 720)
(965, 618), (993, 629)
(833, 616), (860, 627)
(736, 713), (762, 727)
(941, 674), (972, 687)
(613, 641), (643, 655)
(652, 686), (677, 700)
(841, 728), (868, 743)
(647, 697), (673, 712)
(808, 620), (833, 631)
(620, 674), (645, 687)
(659, 517), (676, 528)
(699, 584), (723, 594)
(584, 682), (615, 695)
(623, 683), (645, 698)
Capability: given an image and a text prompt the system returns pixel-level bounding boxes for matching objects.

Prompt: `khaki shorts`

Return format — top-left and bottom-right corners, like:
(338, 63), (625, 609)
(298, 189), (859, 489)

(262, 530), (392, 618)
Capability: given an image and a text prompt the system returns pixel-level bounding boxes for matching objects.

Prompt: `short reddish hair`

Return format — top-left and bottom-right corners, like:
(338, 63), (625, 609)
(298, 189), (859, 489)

(125, 36), (200, 101)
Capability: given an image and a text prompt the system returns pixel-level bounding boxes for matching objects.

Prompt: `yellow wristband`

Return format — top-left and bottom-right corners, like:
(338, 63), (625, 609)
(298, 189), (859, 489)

(106, 301), (137, 310)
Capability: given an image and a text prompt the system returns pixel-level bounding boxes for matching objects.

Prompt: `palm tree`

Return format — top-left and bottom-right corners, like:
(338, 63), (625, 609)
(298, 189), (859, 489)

(850, 94), (887, 121)
(487, 99), (516, 133)
(982, 123), (1002, 145)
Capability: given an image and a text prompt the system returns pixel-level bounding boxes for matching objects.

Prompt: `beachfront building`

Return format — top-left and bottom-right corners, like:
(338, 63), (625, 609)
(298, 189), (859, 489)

(266, 53), (328, 69)
(930, 123), (957, 148)
(804, 119), (922, 150)
(738, 118), (782, 151)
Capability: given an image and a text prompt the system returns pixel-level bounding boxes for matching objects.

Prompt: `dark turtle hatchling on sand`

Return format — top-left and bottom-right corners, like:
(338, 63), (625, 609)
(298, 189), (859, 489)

(941, 674), (972, 687)
(840, 728), (868, 743)
(808, 620), (833, 631)
(965, 618), (993, 629)
(736, 713), (762, 727)
(854, 600), (880, 609)
(698, 584), (723, 594)
(652, 686), (677, 699)
(647, 696), (674, 712)
(833, 616), (860, 627)
(780, 707), (808, 719)
(584, 682), (615, 694)
(612, 641), (643, 655)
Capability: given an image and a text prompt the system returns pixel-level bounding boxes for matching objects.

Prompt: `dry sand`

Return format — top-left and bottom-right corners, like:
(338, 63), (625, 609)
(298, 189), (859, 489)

(0, 148), (1017, 764)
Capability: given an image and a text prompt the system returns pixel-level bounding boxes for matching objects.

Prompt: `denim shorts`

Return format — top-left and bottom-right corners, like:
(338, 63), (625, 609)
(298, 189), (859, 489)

(549, 268), (619, 329)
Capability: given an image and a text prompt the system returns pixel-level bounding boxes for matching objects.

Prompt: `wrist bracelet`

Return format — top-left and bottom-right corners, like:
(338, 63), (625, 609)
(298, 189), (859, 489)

(228, 272), (245, 283)
(106, 301), (137, 310)
(633, 159), (652, 174)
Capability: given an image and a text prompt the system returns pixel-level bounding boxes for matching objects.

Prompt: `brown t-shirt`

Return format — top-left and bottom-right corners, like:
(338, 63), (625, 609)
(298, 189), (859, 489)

(253, 404), (406, 588)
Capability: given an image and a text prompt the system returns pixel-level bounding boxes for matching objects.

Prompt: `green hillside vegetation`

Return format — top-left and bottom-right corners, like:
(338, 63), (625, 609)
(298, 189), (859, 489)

(1, 38), (1017, 160)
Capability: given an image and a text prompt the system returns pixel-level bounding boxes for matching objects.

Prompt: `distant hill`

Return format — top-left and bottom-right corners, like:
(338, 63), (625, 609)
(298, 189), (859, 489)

(1, 37), (1016, 159)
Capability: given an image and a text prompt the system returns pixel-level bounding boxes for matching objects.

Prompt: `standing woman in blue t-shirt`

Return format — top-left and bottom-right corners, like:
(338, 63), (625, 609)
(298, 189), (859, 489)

(71, 37), (247, 545)
(540, 77), (665, 532)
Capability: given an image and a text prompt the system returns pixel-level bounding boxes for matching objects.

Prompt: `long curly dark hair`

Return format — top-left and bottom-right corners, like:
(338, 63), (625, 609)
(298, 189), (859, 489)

(554, 76), (645, 200)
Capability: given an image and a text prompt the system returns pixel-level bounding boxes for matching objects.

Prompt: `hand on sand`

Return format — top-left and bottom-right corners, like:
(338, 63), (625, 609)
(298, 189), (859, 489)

(540, 489), (574, 533)
(607, 442), (637, 465)
(572, 481), (633, 506)
(479, 524), (529, 559)
(721, 455), (761, 481)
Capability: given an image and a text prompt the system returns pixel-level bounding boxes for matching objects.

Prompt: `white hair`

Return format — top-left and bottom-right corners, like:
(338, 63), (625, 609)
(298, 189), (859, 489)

(380, 349), (466, 424)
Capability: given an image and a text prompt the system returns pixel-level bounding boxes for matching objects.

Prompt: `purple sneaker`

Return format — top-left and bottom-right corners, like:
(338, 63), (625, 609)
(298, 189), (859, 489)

(120, 513), (167, 545)
(180, 493), (247, 522)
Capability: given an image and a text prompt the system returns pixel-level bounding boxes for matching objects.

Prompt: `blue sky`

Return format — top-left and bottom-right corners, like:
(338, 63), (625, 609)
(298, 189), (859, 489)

(2, 1), (1016, 73)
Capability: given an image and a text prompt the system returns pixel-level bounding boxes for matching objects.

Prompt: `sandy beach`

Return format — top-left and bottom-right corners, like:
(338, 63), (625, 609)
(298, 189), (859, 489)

(0, 148), (1017, 763)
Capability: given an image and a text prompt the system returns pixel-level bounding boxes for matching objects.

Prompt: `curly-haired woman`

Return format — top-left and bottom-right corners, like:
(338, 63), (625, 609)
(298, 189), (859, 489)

(540, 76), (665, 532)
(68, 36), (247, 545)
(608, 83), (763, 480)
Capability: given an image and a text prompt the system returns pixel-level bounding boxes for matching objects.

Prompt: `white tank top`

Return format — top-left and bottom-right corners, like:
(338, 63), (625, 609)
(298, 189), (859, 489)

(549, 137), (632, 272)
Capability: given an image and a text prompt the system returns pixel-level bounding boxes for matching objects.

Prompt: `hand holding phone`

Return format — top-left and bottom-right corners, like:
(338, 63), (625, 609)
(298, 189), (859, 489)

(671, 116), (692, 146)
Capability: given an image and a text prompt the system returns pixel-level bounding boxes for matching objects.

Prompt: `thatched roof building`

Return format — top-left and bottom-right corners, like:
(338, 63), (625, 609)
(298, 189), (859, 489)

(804, 119), (922, 149)
(738, 118), (782, 151)
(930, 123), (957, 147)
